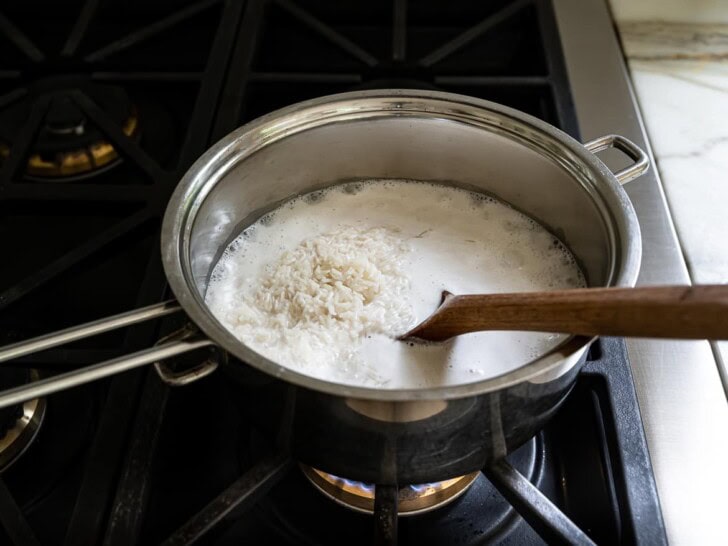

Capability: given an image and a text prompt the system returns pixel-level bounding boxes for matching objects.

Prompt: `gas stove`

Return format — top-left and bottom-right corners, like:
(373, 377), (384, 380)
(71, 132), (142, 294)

(0, 0), (693, 544)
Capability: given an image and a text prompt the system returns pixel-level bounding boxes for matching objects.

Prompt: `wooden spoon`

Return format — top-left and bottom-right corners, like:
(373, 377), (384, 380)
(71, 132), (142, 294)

(401, 285), (728, 342)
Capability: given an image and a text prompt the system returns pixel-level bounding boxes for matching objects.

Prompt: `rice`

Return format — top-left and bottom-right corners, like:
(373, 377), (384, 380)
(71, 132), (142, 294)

(208, 226), (414, 379)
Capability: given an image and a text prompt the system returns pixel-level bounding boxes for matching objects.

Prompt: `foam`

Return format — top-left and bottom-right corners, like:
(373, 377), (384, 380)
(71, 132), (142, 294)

(205, 180), (586, 388)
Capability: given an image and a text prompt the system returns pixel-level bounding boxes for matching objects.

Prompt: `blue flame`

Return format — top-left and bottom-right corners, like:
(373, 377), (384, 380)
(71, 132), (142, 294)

(327, 474), (440, 494)
(409, 482), (438, 493)
(335, 476), (375, 493)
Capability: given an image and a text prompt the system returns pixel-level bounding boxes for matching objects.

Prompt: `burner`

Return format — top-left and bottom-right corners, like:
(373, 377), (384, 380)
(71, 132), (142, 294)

(301, 465), (480, 516)
(221, 437), (542, 545)
(0, 370), (45, 471)
(0, 84), (139, 180)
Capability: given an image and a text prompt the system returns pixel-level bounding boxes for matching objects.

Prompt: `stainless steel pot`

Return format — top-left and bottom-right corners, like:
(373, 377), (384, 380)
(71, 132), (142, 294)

(0, 90), (648, 483)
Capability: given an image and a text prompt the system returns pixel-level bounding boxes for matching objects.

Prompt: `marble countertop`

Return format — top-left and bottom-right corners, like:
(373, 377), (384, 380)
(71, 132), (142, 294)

(609, 7), (728, 387)
(602, 3), (728, 545)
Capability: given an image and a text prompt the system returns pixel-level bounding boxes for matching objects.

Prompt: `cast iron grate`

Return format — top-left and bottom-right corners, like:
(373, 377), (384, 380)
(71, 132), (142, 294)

(152, 339), (666, 546)
(211, 0), (578, 139)
(0, 1), (241, 544)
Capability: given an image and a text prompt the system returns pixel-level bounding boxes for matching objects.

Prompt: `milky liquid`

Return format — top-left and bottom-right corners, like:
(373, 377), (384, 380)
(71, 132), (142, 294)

(205, 180), (586, 389)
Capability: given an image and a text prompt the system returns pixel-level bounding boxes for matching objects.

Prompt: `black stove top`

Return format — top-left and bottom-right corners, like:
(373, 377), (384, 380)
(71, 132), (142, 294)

(0, 1), (665, 544)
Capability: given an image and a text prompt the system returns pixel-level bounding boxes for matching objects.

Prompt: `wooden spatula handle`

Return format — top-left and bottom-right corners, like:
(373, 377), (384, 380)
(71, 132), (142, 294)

(409, 285), (728, 342)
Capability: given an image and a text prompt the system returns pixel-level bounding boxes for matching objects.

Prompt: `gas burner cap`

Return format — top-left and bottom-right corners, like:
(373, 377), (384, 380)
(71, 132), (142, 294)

(300, 465), (479, 516)
(0, 83), (139, 180)
(0, 370), (45, 471)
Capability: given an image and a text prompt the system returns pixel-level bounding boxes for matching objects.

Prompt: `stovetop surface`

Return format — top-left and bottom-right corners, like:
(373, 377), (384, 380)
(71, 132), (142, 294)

(0, 1), (664, 544)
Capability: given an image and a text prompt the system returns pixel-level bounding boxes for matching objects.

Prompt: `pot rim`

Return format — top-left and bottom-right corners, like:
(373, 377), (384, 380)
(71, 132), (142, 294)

(161, 89), (642, 401)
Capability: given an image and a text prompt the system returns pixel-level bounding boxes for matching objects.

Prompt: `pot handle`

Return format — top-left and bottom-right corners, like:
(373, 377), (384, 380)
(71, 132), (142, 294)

(153, 325), (220, 386)
(583, 134), (650, 184)
(0, 300), (216, 409)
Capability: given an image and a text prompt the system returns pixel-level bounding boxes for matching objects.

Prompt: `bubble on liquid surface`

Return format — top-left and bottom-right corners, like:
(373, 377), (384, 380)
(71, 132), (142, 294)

(204, 179), (586, 389)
